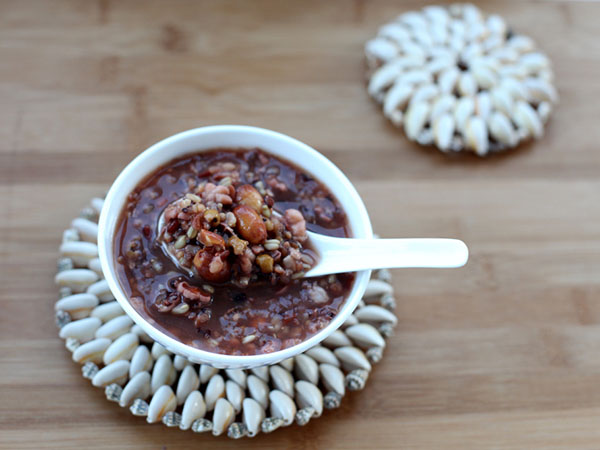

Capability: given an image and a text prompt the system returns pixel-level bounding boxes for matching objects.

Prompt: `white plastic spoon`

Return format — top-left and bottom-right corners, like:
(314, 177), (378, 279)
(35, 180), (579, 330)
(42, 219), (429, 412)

(158, 206), (468, 278)
(304, 232), (468, 277)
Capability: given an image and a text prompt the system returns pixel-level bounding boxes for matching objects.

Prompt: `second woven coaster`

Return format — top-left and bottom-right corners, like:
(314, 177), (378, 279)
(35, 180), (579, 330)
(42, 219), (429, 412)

(365, 3), (558, 155)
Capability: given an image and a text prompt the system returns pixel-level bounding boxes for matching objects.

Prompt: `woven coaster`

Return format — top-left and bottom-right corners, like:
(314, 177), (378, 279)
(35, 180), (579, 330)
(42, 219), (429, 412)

(55, 197), (398, 438)
(365, 3), (557, 155)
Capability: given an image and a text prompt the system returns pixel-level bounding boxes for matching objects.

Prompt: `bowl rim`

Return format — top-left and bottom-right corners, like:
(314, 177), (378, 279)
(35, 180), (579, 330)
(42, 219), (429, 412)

(98, 125), (373, 369)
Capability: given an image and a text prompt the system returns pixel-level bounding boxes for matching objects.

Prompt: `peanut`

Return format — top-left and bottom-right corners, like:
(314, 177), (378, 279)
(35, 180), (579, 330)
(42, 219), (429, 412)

(198, 229), (225, 248)
(235, 184), (264, 213)
(193, 249), (231, 283)
(233, 205), (267, 244)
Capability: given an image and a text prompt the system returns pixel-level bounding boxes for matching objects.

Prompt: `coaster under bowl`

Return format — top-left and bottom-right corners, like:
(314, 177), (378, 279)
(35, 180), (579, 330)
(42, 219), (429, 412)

(54, 197), (398, 438)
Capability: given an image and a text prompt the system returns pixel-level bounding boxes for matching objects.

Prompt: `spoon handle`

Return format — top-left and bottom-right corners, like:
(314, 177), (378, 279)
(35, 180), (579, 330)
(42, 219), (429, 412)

(305, 236), (469, 277)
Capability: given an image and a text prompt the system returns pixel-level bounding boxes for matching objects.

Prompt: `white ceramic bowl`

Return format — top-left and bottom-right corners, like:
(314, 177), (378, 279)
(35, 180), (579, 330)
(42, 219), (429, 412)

(98, 125), (373, 369)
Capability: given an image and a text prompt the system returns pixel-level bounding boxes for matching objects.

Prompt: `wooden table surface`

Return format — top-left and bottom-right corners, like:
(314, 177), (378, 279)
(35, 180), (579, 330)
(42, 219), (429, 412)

(2, 0), (600, 448)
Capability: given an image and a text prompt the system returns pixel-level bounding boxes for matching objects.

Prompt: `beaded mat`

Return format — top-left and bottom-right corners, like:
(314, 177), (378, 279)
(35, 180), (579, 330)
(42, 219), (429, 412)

(54, 197), (398, 438)
(365, 3), (558, 155)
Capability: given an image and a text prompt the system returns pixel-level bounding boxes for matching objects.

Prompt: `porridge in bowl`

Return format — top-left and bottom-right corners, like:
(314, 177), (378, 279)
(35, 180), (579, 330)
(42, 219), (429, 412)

(114, 148), (355, 356)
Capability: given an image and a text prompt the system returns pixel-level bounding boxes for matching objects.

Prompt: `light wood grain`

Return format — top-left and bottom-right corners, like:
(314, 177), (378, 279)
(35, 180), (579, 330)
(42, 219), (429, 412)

(1, 0), (600, 448)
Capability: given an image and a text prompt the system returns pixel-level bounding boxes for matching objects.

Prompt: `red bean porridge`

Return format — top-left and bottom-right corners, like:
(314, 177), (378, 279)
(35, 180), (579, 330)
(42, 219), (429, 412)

(114, 148), (354, 355)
